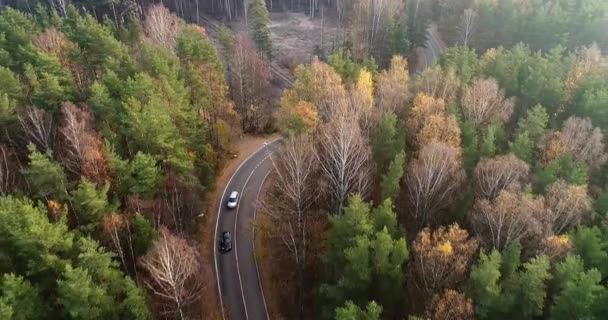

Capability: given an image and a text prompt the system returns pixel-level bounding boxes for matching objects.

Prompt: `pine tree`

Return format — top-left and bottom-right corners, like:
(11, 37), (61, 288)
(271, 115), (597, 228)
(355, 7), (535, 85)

(381, 151), (405, 201)
(249, 0), (272, 58)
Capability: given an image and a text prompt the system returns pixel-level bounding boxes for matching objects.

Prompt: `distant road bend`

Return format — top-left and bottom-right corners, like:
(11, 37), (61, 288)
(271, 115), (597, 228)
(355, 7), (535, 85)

(199, 14), (294, 87)
(214, 139), (281, 320)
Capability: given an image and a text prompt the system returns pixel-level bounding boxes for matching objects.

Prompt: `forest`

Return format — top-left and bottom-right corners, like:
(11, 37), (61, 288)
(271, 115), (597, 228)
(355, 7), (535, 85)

(0, 0), (607, 320)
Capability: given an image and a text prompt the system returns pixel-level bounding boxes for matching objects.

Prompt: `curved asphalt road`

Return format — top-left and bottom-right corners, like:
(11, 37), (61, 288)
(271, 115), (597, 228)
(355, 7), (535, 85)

(214, 139), (280, 320)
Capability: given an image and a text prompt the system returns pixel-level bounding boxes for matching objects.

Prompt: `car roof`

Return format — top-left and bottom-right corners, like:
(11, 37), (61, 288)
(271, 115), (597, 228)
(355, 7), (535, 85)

(229, 191), (238, 198)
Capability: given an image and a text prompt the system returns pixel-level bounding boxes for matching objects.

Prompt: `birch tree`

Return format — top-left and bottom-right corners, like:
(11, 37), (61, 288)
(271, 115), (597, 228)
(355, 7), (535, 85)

(317, 104), (372, 213)
(268, 134), (318, 319)
(139, 228), (203, 320)
(375, 55), (409, 114)
(406, 142), (465, 228)
(58, 102), (107, 183)
(143, 4), (183, 52)
(470, 190), (548, 250)
(474, 154), (529, 200)
(461, 78), (514, 128)
(17, 105), (54, 152)
(546, 180), (592, 234)
(458, 8), (477, 47)
(560, 117), (607, 170)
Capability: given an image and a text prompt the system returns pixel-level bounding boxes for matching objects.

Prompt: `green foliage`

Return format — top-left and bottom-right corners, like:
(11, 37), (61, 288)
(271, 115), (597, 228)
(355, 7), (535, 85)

(322, 195), (408, 318)
(535, 154), (589, 192)
(460, 119), (480, 170)
(571, 73), (608, 128)
(480, 123), (498, 157)
(439, 46), (481, 85)
(381, 151), (405, 202)
(386, 18), (410, 58)
(248, 0), (272, 58)
(468, 250), (502, 318)
(468, 242), (551, 320)
(372, 112), (405, 173)
(510, 105), (549, 162)
(0, 274), (47, 320)
(571, 227), (608, 278)
(70, 179), (112, 231)
(335, 301), (382, 320)
(328, 48), (362, 84)
(510, 256), (551, 319)
(132, 214), (158, 256)
(109, 150), (161, 199)
(57, 265), (114, 319)
(21, 144), (67, 201)
(551, 255), (607, 320)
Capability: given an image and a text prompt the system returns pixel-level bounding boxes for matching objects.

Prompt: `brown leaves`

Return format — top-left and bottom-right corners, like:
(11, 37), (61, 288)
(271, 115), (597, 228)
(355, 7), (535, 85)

(540, 235), (573, 263)
(560, 117), (607, 170)
(461, 77), (514, 128)
(546, 180), (592, 234)
(406, 142), (465, 227)
(417, 114), (462, 150)
(58, 102), (107, 184)
(427, 289), (475, 320)
(407, 94), (461, 149)
(407, 94), (447, 137)
(470, 190), (549, 250)
(375, 55), (409, 114)
(410, 224), (479, 304)
(474, 154), (529, 200)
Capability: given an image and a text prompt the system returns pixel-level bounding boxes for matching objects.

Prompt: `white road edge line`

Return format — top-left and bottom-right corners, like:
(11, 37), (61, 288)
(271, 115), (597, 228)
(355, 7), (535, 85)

(235, 153), (273, 320)
(252, 169), (273, 320)
(214, 138), (280, 320)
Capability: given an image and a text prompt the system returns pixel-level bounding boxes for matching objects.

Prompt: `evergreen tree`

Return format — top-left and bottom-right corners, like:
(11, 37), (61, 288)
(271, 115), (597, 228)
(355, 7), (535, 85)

(372, 112), (405, 173)
(249, 0), (272, 58)
(21, 144), (67, 201)
(551, 255), (606, 320)
(70, 179), (112, 232)
(0, 274), (48, 320)
(381, 151), (405, 201)
(335, 301), (382, 320)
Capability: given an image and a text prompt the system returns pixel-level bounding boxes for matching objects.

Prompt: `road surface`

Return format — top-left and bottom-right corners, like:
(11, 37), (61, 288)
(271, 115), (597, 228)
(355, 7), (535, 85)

(214, 139), (280, 320)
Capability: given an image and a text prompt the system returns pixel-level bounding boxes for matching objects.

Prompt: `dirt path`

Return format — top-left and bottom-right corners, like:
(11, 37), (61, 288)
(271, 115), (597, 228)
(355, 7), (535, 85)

(197, 134), (280, 320)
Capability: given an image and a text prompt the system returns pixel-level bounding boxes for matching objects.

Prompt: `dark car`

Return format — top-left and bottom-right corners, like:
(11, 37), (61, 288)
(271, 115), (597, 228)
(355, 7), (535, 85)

(220, 231), (232, 252)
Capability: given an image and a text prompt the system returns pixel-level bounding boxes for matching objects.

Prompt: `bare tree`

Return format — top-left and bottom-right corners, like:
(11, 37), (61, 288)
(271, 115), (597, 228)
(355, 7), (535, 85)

(268, 135), (318, 319)
(0, 144), (18, 195)
(48, 0), (68, 17)
(144, 4), (183, 52)
(458, 8), (477, 47)
(58, 103), (107, 182)
(406, 142), (465, 228)
(470, 190), (549, 250)
(546, 180), (592, 234)
(17, 105), (54, 152)
(159, 173), (203, 234)
(139, 228), (203, 320)
(474, 154), (529, 200)
(226, 34), (272, 132)
(461, 78), (514, 128)
(413, 66), (461, 105)
(560, 117), (607, 170)
(317, 104), (372, 213)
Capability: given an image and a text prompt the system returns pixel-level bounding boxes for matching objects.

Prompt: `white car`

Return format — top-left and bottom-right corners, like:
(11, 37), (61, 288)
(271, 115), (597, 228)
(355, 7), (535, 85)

(226, 191), (239, 209)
